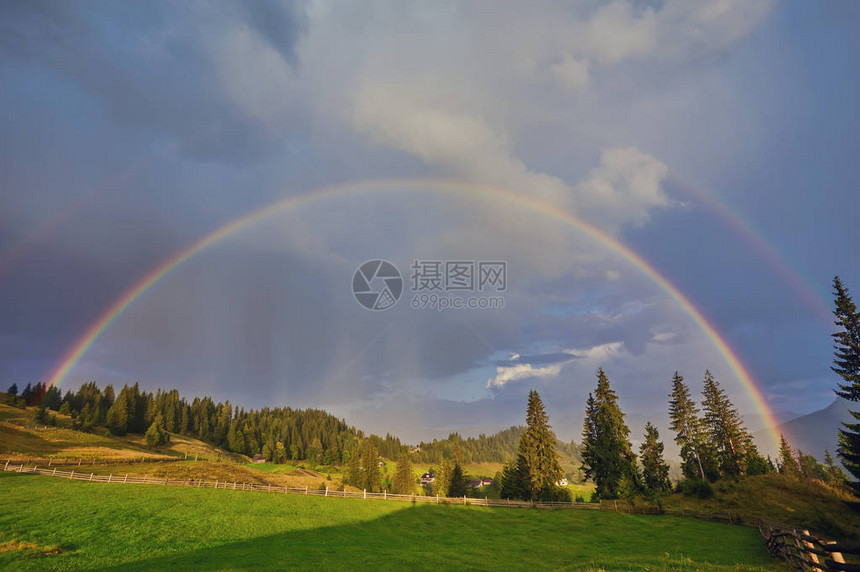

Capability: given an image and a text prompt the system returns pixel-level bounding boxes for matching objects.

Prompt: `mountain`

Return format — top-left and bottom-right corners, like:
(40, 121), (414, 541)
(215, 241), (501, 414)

(755, 397), (854, 461)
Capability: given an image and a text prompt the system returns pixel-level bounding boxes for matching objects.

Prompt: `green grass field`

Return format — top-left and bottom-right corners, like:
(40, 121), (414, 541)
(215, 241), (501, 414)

(0, 473), (785, 571)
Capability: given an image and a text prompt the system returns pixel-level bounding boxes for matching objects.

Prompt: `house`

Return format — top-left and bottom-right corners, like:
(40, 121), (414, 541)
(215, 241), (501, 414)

(480, 478), (493, 487)
(556, 477), (568, 486)
(469, 479), (482, 488)
(420, 472), (435, 485)
(410, 447), (421, 453)
(251, 454), (265, 464)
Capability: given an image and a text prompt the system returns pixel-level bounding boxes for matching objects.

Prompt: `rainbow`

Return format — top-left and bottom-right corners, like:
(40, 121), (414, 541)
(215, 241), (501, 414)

(43, 178), (783, 450)
(668, 173), (832, 327)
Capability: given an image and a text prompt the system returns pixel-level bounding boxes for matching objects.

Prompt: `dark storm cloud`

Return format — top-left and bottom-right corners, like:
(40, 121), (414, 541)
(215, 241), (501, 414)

(0, 0), (309, 162)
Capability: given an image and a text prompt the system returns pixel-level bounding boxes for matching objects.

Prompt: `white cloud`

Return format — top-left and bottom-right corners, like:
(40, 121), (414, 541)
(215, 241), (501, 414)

(572, 147), (671, 228)
(509, 352), (520, 361)
(550, 53), (591, 90)
(486, 362), (564, 389)
(563, 341), (626, 361)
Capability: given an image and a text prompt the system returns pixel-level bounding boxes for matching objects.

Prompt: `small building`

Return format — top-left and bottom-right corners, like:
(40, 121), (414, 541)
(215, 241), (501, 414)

(251, 454), (265, 464)
(556, 477), (568, 487)
(420, 472), (435, 485)
(480, 478), (493, 487)
(469, 479), (482, 488)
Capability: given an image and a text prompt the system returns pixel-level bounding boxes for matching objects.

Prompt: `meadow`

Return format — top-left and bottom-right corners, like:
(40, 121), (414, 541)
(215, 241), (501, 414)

(0, 473), (786, 571)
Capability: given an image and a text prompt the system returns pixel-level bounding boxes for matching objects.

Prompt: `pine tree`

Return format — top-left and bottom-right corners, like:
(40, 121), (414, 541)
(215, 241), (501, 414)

(824, 449), (847, 487)
(449, 463), (468, 497)
(7, 383), (18, 396)
(433, 458), (453, 497)
(581, 369), (637, 499)
(640, 422), (671, 493)
(145, 414), (169, 447)
(518, 390), (563, 500)
(777, 434), (799, 477)
(831, 276), (860, 495)
(392, 452), (415, 495)
(499, 456), (530, 500)
(668, 372), (714, 480)
(701, 371), (750, 477)
(346, 446), (362, 487)
(361, 440), (382, 492)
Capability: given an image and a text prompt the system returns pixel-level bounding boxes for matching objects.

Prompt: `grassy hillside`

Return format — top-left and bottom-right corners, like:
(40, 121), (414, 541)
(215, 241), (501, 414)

(657, 475), (859, 540)
(0, 403), (244, 462)
(0, 473), (785, 571)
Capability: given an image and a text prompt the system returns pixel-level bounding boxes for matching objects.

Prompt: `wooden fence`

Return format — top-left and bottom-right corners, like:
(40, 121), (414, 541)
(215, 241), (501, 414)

(0, 456), (182, 467)
(7, 459), (853, 570)
(759, 520), (860, 571)
(0, 461), (600, 508)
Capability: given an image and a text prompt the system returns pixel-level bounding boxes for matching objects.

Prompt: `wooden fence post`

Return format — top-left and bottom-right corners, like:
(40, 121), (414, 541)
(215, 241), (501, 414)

(108, 474), (112, 483)
(822, 541), (846, 565)
(436, 494), (439, 504)
(800, 530), (820, 568)
(305, 485), (308, 495)
(89, 473), (94, 481)
(363, 489), (366, 499)
(124, 474), (128, 483)
(4, 460), (8, 471)
(325, 487), (329, 497)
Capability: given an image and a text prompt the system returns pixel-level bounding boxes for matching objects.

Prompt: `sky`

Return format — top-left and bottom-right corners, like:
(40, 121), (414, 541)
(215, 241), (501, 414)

(1, 1), (858, 449)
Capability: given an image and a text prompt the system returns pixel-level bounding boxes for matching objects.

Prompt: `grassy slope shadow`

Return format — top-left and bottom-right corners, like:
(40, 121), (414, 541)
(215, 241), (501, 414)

(98, 505), (783, 571)
(0, 474), (784, 571)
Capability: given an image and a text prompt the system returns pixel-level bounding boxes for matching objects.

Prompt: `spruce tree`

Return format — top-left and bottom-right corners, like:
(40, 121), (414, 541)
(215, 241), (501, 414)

(392, 452), (415, 495)
(777, 434), (799, 477)
(701, 371), (750, 477)
(7, 383), (17, 396)
(449, 463), (468, 497)
(499, 456), (530, 500)
(581, 369), (637, 499)
(640, 422), (671, 493)
(831, 276), (860, 495)
(668, 372), (713, 480)
(824, 449), (847, 487)
(145, 414), (169, 447)
(518, 390), (563, 500)
(361, 440), (382, 492)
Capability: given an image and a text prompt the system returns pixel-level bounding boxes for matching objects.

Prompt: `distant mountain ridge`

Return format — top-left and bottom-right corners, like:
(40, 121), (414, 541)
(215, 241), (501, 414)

(754, 397), (854, 461)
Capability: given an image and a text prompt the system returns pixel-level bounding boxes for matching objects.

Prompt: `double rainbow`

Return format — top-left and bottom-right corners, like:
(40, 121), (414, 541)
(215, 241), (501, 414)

(43, 179), (783, 450)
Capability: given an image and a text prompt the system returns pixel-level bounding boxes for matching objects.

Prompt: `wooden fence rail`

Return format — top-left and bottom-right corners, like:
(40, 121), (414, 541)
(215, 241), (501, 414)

(0, 462), (609, 509)
(759, 520), (860, 572)
(0, 454), (227, 466)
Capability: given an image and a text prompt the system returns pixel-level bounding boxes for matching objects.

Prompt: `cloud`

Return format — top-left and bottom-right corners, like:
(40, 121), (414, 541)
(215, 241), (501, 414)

(509, 353), (520, 361)
(572, 147), (671, 228)
(487, 362), (565, 389)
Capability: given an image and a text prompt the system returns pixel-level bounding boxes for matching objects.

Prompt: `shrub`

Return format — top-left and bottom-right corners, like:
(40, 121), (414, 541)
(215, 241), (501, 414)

(677, 478), (714, 499)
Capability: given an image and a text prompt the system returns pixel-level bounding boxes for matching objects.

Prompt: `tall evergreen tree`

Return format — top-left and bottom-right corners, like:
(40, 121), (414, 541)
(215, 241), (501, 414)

(668, 372), (714, 480)
(361, 440), (382, 493)
(831, 276), (860, 495)
(7, 383), (18, 396)
(518, 390), (563, 500)
(392, 452), (415, 495)
(499, 456), (530, 500)
(581, 369), (637, 499)
(701, 371), (750, 477)
(777, 434), (799, 477)
(639, 422), (671, 493)
(824, 449), (847, 487)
